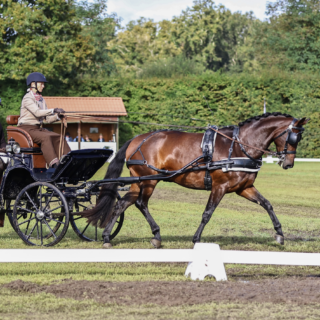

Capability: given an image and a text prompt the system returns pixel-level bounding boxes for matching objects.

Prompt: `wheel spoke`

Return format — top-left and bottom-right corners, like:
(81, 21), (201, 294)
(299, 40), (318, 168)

(43, 192), (54, 212)
(25, 191), (38, 211)
(43, 220), (57, 239)
(80, 223), (90, 236)
(38, 186), (43, 210)
(36, 219), (39, 239)
(16, 206), (36, 214)
(95, 226), (98, 241)
(72, 216), (82, 221)
(46, 205), (63, 214)
(40, 220), (43, 245)
(26, 221), (38, 240)
(18, 216), (36, 226)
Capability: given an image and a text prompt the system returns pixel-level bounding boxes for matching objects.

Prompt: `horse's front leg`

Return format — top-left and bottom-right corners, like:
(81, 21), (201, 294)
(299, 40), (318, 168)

(193, 187), (226, 244)
(237, 186), (284, 245)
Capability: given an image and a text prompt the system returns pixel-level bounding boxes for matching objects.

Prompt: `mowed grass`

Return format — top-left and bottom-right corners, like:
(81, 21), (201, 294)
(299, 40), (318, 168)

(0, 162), (319, 319)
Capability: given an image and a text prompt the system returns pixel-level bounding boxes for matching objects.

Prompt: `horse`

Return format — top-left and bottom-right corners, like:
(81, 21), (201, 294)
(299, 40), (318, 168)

(82, 112), (309, 248)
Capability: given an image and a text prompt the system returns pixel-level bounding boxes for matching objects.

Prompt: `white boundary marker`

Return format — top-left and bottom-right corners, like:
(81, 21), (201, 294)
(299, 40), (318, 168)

(263, 155), (320, 163)
(1, 243), (320, 281)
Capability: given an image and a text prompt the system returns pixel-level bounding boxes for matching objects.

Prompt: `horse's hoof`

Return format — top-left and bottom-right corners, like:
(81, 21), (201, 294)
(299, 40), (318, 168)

(103, 242), (113, 249)
(274, 234), (284, 245)
(150, 238), (161, 249)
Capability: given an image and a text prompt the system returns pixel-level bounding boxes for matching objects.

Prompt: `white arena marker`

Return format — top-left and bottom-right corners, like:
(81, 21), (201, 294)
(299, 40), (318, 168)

(185, 243), (227, 281)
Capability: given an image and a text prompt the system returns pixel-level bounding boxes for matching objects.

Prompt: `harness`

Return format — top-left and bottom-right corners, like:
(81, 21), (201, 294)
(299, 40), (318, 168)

(273, 118), (304, 163)
(125, 118), (305, 190)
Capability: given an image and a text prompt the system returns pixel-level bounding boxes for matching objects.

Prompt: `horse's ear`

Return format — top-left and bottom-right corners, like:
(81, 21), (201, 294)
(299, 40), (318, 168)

(296, 117), (310, 126)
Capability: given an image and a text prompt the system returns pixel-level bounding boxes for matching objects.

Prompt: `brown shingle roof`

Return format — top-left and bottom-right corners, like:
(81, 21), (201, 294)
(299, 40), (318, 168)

(43, 97), (127, 116)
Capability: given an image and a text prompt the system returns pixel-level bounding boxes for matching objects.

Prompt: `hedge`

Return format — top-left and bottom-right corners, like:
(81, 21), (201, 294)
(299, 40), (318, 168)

(0, 73), (319, 157)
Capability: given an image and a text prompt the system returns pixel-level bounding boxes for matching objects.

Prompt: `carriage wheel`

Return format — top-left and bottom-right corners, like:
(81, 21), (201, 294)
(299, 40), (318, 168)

(12, 182), (69, 246)
(6, 200), (15, 231)
(70, 193), (124, 242)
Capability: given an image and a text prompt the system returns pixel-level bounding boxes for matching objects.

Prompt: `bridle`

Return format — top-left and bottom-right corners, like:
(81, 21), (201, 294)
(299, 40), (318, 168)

(209, 117), (305, 164)
(273, 118), (305, 158)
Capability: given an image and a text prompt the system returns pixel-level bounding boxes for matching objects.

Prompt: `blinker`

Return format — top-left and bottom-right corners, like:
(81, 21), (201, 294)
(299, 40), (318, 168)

(287, 131), (302, 145)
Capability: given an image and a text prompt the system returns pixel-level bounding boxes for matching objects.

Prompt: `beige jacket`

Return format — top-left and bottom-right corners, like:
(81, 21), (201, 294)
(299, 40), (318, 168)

(18, 90), (59, 126)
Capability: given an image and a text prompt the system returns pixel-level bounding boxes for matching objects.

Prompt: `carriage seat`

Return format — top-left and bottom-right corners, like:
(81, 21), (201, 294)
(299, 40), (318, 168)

(6, 115), (46, 168)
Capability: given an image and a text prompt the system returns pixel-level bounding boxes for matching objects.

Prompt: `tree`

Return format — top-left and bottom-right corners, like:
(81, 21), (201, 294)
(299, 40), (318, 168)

(171, 0), (258, 71)
(109, 0), (259, 75)
(0, 0), (94, 81)
(109, 18), (181, 74)
(258, 0), (320, 71)
(76, 0), (120, 77)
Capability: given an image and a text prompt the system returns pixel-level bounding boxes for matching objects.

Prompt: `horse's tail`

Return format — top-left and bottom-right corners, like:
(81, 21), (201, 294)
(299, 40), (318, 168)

(81, 138), (133, 227)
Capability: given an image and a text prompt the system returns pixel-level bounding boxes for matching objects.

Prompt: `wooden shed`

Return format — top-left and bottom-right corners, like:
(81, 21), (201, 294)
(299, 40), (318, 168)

(42, 97), (127, 152)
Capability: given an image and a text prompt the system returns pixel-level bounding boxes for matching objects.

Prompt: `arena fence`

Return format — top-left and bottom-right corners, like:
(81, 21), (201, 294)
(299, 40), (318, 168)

(263, 156), (320, 163)
(1, 243), (320, 281)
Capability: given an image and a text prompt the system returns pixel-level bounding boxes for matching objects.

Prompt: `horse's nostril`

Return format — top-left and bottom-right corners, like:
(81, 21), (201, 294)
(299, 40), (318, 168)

(284, 164), (293, 170)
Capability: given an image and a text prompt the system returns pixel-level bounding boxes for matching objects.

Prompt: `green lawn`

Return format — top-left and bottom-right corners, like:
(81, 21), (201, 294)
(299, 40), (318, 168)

(0, 162), (319, 319)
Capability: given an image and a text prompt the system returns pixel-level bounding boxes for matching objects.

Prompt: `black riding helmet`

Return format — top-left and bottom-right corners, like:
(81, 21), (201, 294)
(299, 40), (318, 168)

(26, 72), (48, 94)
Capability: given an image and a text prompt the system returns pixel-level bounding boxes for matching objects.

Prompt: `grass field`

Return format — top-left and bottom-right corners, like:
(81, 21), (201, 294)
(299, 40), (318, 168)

(0, 162), (319, 319)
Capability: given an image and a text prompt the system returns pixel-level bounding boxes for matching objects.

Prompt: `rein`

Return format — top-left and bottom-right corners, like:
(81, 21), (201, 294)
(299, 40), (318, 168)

(63, 114), (303, 163)
(59, 116), (68, 159)
(209, 127), (278, 157)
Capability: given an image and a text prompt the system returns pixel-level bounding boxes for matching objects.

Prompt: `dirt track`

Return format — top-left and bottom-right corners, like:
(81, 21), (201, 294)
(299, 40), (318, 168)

(3, 278), (320, 306)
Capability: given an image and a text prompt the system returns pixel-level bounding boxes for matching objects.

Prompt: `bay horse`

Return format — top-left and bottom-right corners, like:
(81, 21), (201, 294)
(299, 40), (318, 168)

(83, 112), (309, 248)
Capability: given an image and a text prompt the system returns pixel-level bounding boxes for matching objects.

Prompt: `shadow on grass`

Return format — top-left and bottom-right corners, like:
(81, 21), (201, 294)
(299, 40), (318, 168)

(112, 235), (284, 247)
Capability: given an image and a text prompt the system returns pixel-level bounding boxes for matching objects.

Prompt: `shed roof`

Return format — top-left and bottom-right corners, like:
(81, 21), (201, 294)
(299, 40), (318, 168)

(43, 97), (127, 116)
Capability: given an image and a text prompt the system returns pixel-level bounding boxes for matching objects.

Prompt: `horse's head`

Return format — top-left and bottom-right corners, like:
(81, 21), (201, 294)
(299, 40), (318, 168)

(273, 117), (309, 169)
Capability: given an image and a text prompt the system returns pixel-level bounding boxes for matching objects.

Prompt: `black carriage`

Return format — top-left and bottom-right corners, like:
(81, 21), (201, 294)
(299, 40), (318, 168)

(0, 116), (124, 246)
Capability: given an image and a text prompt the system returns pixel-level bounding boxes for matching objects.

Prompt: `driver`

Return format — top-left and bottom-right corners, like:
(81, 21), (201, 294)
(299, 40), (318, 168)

(0, 99), (8, 173)
(17, 72), (71, 168)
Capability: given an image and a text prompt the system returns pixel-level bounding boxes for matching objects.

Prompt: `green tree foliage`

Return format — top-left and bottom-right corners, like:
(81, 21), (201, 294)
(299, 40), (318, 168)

(76, 0), (120, 76)
(259, 0), (320, 71)
(137, 55), (204, 78)
(0, 0), (94, 81)
(110, 0), (258, 76)
(109, 18), (181, 74)
(171, 0), (258, 72)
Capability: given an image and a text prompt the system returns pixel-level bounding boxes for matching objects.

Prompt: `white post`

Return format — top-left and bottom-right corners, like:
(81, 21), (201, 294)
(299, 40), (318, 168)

(185, 243), (227, 281)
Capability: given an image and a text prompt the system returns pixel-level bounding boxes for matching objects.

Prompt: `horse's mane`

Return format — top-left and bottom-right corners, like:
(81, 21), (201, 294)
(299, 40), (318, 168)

(238, 112), (293, 127)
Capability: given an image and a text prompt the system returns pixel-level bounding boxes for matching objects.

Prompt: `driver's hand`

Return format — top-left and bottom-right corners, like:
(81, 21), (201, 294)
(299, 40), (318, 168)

(53, 108), (65, 114)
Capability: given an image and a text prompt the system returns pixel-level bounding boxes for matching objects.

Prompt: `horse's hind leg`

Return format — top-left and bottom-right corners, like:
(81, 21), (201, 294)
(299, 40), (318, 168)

(102, 183), (140, 248)
(135, 181), (162, 248)
(237, 186), (284, 245)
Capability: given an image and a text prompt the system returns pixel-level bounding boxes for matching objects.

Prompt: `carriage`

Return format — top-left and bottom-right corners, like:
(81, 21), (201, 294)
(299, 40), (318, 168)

(0, 115), (125, 246)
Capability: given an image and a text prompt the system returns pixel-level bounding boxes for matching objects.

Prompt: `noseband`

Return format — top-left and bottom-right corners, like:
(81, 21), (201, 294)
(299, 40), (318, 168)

(273, 118), (305, 156)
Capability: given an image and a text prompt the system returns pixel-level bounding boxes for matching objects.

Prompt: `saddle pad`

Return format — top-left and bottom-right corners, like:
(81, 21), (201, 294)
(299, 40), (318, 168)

(200, 126), (218, 161)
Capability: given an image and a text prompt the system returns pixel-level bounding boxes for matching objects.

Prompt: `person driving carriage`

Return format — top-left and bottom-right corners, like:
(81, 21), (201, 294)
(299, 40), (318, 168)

(0, 99), (8, 174)
(18, 72), (71, 168)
